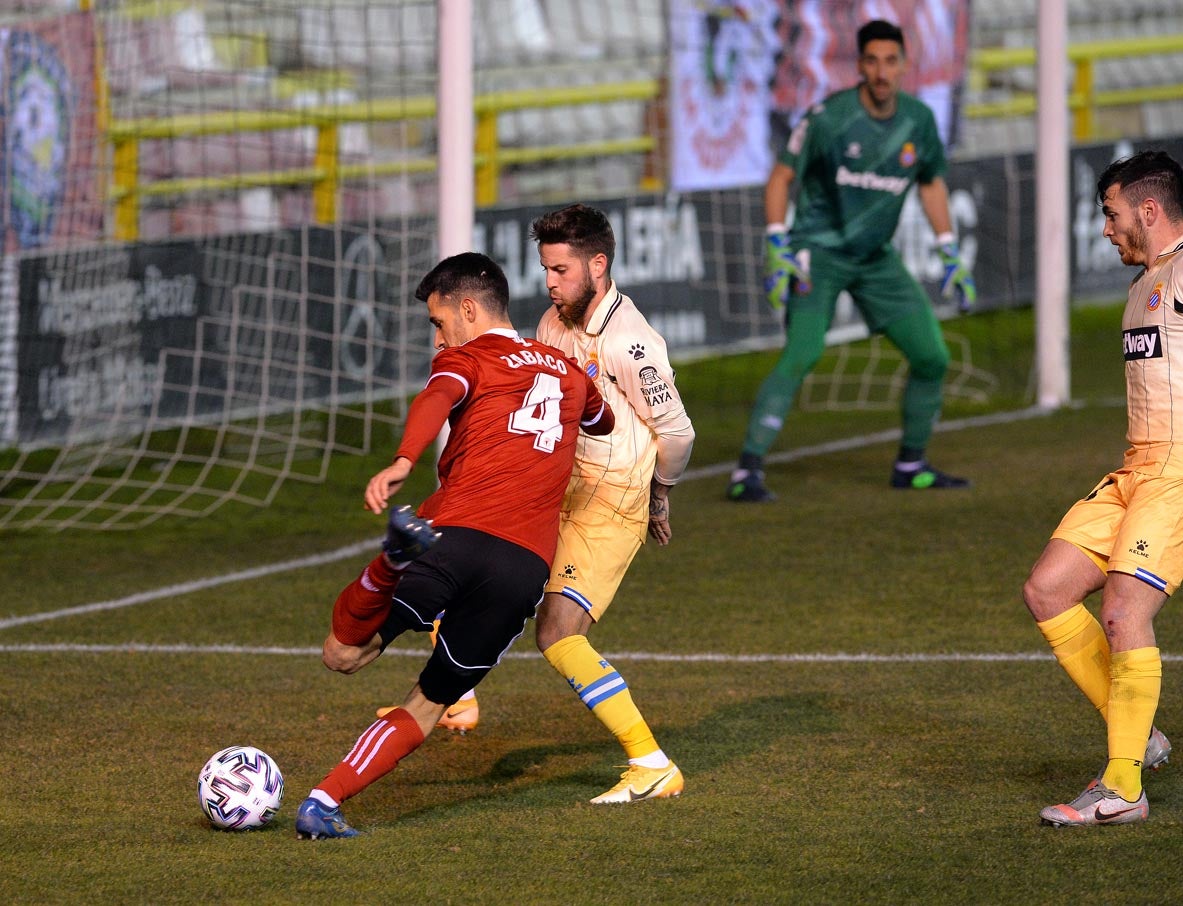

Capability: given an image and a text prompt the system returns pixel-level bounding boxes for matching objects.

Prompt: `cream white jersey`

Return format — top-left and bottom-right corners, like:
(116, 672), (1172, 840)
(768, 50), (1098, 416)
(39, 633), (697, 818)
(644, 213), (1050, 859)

(536, 282), (695, 528)
(1123, 234), (1183, 473)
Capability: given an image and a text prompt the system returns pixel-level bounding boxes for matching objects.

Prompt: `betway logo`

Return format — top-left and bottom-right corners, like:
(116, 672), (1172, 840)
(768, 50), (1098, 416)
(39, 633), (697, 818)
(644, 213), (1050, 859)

(1124, 326), (1162, 360)
(836, 165), (910, 196)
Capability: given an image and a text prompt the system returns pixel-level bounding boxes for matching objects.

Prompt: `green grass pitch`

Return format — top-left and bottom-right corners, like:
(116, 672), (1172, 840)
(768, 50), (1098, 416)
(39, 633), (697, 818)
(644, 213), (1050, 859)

(4, 302), (1183, 904)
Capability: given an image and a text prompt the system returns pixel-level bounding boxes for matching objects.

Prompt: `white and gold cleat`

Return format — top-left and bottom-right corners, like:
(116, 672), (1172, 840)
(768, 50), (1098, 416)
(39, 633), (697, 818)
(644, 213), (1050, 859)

(590, 762), (684, 804)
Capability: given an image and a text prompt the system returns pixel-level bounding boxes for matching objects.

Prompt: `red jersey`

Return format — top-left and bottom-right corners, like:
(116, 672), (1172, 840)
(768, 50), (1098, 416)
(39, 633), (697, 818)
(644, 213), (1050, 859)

(395, 328), (613, 563)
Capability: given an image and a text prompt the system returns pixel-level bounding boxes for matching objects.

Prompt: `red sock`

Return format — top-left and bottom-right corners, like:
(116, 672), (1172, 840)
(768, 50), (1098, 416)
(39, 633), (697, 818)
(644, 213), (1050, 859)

(331, 553), (404, 646)
(315, 709), (425, 804)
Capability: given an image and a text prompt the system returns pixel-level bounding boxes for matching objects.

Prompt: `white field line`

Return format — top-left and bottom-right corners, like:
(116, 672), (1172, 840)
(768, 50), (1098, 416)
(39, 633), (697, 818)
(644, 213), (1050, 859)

(6, 642), (1183, 664)
(0, 406), (1055, 635)
(0, 539), (376, 631)
(0, 642), (1041, 662)
(679, 404), (1054, 482)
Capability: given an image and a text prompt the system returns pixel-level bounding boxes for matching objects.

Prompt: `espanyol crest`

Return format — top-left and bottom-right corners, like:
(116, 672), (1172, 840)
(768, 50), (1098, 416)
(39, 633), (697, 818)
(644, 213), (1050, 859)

(5, 31), (70, 249)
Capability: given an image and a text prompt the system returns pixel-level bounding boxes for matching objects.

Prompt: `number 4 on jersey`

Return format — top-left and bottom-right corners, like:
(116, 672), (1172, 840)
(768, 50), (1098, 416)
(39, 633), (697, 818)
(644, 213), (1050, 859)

(508, 373), (564, 452)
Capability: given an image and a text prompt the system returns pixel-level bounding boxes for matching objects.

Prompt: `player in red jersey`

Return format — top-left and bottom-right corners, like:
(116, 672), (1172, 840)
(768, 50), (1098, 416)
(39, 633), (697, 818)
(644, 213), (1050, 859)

(295, 252), (613, 839)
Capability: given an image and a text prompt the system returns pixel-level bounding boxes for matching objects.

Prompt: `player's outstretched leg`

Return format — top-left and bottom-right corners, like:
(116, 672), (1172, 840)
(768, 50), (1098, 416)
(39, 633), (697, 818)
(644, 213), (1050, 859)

(296, 709), (426, 840)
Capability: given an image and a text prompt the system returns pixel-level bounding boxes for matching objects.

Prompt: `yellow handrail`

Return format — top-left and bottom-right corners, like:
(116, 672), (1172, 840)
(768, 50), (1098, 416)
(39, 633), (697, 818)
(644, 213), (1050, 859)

(105, 32), (1183, 240)
(971, 33), (1183, 69)
(967, 33), (1183, 140)
(108, 80), (661, 240)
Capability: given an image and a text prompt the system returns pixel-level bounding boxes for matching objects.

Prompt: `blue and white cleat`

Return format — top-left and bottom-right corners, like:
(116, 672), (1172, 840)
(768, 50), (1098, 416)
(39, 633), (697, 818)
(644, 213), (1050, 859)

(294, 797), (360, 840)
(382, 504), (441, 563)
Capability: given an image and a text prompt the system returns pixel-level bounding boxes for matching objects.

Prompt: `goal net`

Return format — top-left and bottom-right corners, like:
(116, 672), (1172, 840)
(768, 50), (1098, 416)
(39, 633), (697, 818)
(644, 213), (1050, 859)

(0, 1), (442, 529)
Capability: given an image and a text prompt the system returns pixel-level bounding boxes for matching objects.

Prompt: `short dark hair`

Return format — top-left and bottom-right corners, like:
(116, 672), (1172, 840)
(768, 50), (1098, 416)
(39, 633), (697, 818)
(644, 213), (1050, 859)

(1097, 150), (1183, 222)
(414, 251), (510, 316)
(529, 203), (616, 271)
(857, 19), (905, 55)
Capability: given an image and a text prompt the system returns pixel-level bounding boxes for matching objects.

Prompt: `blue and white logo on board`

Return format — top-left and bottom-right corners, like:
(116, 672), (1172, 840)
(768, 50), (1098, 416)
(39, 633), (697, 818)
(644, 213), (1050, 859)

(5, 31), (71, 249)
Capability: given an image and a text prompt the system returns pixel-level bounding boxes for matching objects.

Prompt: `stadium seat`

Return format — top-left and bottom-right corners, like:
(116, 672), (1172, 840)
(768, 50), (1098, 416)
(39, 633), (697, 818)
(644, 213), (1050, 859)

(476, 0), (552, 68)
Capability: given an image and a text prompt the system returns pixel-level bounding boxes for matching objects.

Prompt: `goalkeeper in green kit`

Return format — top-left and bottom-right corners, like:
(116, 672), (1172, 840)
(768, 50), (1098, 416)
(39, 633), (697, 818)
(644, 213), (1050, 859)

(727, 19), (975, 503)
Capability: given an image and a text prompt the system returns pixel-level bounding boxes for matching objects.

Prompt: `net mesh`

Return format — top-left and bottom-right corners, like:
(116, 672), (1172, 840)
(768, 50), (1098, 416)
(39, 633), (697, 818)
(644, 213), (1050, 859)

(1, 224), (436, 529)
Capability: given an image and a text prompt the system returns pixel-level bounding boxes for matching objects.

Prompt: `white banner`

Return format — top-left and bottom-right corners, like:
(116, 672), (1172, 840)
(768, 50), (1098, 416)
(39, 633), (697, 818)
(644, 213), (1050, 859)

(769, 0), (972, 148)
(670, 0), (973, 192)
(668, 0), (780, 192)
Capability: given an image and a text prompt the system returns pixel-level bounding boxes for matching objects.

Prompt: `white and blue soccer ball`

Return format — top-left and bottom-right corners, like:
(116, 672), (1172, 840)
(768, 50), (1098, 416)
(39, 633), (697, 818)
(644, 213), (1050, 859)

(197, 745), (284, 830)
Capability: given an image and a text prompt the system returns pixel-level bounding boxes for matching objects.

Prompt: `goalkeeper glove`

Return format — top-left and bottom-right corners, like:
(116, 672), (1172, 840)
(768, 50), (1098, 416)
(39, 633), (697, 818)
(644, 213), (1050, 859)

(936, 237), (976, 312)
(763, 228), (810, 310)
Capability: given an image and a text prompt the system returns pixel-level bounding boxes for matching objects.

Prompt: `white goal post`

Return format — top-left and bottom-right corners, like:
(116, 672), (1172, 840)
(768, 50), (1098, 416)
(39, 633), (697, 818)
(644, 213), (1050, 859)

(1035, 0), (1071, 409)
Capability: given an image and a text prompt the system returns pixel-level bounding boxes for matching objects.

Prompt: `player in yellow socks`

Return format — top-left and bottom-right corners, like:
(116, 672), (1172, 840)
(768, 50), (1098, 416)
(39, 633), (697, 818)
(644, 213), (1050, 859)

(530, 205), (693, 803)
(382, 206), (694, 801)
(1023, 151), (1183, 827)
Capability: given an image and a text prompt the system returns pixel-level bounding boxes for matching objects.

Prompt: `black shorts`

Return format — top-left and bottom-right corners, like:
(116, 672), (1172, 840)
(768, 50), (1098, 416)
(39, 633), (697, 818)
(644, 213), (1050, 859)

(379, 526), (548, 705)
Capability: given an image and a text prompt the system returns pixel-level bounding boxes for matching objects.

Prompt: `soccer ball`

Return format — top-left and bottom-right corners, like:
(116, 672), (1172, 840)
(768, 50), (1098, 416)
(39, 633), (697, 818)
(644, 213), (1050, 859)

(197, 745), (284, 830)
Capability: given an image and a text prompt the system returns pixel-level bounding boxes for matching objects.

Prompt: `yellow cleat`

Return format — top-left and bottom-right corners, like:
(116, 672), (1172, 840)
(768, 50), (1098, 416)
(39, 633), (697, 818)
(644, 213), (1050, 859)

(377, 695), (479, 733)
(589, 762), (684, 804)
(436, 697), (479, 733)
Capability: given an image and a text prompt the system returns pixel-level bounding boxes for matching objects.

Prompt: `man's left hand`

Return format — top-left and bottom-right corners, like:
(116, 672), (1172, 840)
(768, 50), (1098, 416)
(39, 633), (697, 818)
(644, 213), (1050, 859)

(648, 491), (671, 546)
(937, 241), (976, 313)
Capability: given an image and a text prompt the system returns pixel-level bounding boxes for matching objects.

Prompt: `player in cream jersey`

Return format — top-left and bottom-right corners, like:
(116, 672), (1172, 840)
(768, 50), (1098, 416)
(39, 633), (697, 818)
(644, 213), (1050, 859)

(1122, 237), (1183, 468)
(530, 206), (694, 804)
(537, 281), (690, 527)
(1024, 151), (1183, 828)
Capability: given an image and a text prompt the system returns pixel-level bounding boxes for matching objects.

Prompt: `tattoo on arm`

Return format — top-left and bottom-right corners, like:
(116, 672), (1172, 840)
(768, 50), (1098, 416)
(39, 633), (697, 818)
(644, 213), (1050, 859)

(649, 493), (669, 520)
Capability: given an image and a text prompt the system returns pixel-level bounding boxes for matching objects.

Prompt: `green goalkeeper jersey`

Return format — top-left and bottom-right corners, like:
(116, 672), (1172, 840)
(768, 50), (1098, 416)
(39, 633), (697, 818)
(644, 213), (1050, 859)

(779, 86), (946, 261)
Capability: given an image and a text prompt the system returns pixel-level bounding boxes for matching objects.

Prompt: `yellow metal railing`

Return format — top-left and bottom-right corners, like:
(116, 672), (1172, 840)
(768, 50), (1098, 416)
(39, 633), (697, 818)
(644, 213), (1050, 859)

(106, 33), (1183, 240)
(967, 33), (1183, 140)
(107, 81), (660, 240)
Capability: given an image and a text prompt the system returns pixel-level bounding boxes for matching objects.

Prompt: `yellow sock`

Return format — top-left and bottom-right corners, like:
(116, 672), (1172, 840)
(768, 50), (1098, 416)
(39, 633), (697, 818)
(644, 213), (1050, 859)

(543, 635), (660, 761)
(1101, 647), (1162, 800)
(1037, 603), (1111, 720)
